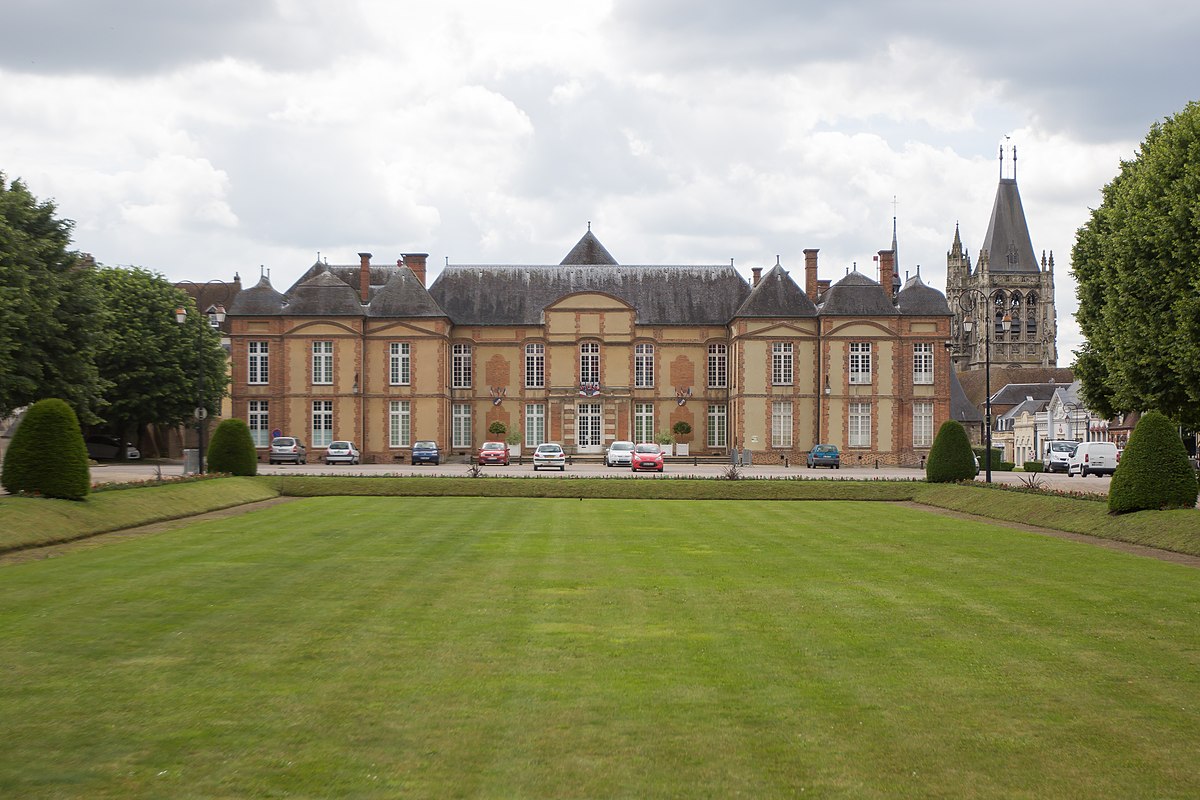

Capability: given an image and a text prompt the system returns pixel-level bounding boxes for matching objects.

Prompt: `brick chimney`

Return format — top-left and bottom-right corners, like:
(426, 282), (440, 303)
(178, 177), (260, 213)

(878, 249), (895, 301)
(358, 252), (372, 303)
(403, 253), (428, 287)
(751, 266), (762, 286)
(804, 248), (819, 300)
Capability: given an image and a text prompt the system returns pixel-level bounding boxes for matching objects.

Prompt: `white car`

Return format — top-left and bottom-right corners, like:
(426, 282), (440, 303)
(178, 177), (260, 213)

(605, 440), (634, 467)
(532, 443), (566, 471)
(324, 441), (360, 465)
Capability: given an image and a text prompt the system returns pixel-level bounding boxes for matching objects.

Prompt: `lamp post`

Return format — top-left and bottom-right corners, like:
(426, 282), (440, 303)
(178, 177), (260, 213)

(1063, 401), (1081, 443)
(174, 293), (226, 474)
(953, 288), (1011, 483)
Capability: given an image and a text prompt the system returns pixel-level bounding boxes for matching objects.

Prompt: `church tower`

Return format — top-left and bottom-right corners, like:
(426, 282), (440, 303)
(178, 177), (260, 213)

(946, 145), (1058, 371)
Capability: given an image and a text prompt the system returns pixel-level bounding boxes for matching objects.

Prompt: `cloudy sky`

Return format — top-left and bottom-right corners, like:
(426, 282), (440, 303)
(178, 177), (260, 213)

(3, 1), (1197, 360)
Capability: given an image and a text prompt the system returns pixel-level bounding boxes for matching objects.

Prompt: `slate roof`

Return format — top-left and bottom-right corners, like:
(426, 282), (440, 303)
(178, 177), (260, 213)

(895, 274), (951, 316)
(228, 275), (286, 316)
(288, 261), (404, 300)
(560, 230), (618, 265)
(990, 382), (1062, 406)
(368, 267), (447, 318)
(999, 397), (1047, 421)
(284, 270), (365, 316)
(956, 367), (1074, 409)
(818, 270), (897, 316)
(733, 264), (817, 318)
(950, 371), (983, 424)
(429, 264), (751, 326)
(980, 178), (1039, 273)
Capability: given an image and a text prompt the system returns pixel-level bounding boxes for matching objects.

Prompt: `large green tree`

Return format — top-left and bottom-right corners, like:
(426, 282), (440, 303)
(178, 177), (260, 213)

(1072, 101), (1200, 428)
(93, 267), (228, 445)
(0, 173), (107, 421)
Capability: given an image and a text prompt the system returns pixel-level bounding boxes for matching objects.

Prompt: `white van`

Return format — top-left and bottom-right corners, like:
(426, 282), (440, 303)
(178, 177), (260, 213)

(1043, 440), (1078, 473)
(1067, 441), (1119, 477)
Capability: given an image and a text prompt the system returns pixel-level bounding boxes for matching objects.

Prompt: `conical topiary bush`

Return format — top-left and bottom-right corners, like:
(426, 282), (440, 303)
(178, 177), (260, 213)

(206, 418), (258, 476)
(925, 420), (976, 483)
(1, 398), (90, 500)
(1108, 410), (1198, 513)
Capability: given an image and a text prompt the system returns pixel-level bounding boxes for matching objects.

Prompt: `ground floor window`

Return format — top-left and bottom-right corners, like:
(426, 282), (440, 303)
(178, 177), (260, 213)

(452, 403), (472, 448)
(389, 400), (410, 448)
(525, 403), (545, 447)
(771, 400), (792, 448)
(707, 404), (727, 448)
(312, 400), (333, 448)
(634, 402), (654, 444)
(913, 401), (933, 448)
(248, 400), (269, 447)
(849, 402), (871, 448)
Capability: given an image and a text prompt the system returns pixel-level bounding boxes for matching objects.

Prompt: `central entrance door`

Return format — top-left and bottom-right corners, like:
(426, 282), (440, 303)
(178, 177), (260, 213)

(577, 402), (602, 453)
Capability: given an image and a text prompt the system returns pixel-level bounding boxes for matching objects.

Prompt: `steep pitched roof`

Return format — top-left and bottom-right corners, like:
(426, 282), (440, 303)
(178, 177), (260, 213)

(284, 269), (364, 316)
(895, 274), (951, 316)
(228, 275), (286, 316)
(368, 267), (447, 318)
(980, 178), (1039, 273)
(818, 270), (896, 316)
(288, 261), (404, 301)
(733, 264), (817, 318)
(429, 264), (751, 326)
(950, 370), (983, 424)
(560, 230), (618, 265)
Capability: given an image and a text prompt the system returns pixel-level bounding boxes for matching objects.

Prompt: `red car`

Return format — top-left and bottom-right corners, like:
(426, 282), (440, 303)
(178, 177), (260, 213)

(630, 442), (664, 472)
(477, 441), (510, 466)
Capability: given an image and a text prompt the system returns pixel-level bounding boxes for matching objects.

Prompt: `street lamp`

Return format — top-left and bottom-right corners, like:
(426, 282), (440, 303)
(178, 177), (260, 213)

(1063, 402), (1081, 443)
(953, 288), (1011, 483)
(175, 295), (226, 474)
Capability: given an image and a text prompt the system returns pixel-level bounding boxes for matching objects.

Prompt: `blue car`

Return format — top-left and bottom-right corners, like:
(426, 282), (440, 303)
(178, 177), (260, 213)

(411, 440), (440, 465)
(806, 444), (840, 469)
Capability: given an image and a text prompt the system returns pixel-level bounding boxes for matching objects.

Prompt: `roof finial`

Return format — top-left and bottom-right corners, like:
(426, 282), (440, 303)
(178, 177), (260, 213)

(1013, 144), (1018, 180)
(776, 254), (781, 266)
(999, 142), (1004, 179)
(587, 220), (591, 232)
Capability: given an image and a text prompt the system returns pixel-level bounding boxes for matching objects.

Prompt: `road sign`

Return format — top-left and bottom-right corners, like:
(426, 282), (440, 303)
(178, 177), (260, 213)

(194, 407), (208, 420)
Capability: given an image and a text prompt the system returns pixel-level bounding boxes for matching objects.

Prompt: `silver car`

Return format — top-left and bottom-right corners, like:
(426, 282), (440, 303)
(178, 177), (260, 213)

(324, 441), (360, 465)
(269, 436), (307, 465)
(605, 440), (634, 467)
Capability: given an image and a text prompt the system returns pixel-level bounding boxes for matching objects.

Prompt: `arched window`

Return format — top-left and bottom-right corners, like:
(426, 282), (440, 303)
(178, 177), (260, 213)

(993, 291), (1007, 337)
(1025, 293), (1038, 335)
(1008, 292), (1022, 339)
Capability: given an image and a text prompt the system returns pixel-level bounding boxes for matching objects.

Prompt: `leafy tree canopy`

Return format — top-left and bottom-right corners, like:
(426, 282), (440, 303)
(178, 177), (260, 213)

(1072, 101), (1200, 428)
(0, 173), (107, 421)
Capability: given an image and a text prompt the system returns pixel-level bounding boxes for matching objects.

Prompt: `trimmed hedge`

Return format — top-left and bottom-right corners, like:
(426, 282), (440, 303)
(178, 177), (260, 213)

(926, 421), (976, 482)
(207, 418), (258, 476)
(1023, 461), (1044, 473)
(1109, 410), (1198, 513)
(1, 398), (90, 500)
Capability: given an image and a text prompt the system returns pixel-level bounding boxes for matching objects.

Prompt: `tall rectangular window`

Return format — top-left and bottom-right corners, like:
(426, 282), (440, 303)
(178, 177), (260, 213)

(707, 404), (727, 448)
(390, 342), (410, 386)
(248, 341), (269, 384)
(580, 342), (600, 384)
(850, 401), (872, 447)
(634, 402), (654, 443)
(524, 403), (545, 447)
(452, 344), (472, 388)
(452, 403), (472, 448)
(248, 400), (269, 447)
(708, 343), (727, 388)
(849, 342), (872, 385)
(634, 343), (654, 388)
(312, 341), (333, 385)
(772, 342), (793, 385)
(312, 400), (333, 447)
(771, 400), (793, 448)
(913, 342), (933, 385)
(913, 401), (934, 448)
(525, 343), (545, 388)
(389, 400), (411, 448)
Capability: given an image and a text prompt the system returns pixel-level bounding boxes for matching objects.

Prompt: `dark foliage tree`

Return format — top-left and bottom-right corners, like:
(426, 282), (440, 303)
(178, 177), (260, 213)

(206, 418), (258, 476)
(1108, 410), (1198, 513)
(1072, 101), (1200, 427)
(93, 267), (228, 448)
(0, 173), (107, 421)
(925, 420), (976, 483)
(1, 398), (90, 499)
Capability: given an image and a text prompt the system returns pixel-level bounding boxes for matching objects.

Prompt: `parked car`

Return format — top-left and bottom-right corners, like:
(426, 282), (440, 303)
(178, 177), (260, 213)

(631, 442), (664, 472)
(477, 441), (510, 466)
(1067, 441), (1119, 477)
(806, 444), (840, 469)
(269, 436), (307, 465)
(324, 441), (360, 465)
(605, 440), (635, 467)
(411, 441), (441, 465)
(532, 442), (566, 471)
(1043, 440), (1078, 473)
(85, 435), (141, 461)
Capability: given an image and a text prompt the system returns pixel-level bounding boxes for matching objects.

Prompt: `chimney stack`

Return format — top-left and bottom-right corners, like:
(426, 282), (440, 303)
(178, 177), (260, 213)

(358, 252), (372, 303)
(804, 248), (819, 299)
(878, 249), (896, 301)
(751, 266), (762, 286)
(403, 253), (429, 287)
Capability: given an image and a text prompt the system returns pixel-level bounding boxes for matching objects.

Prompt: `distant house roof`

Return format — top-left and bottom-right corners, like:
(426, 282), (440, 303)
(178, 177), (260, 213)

(956, 367), (1075, 409)
(284, 270), (365, 316)
(227, 275), (286, 316)
(950, 371), (983, 424)
(733, 264), (817, 318)
(174, 276), (243, 332)
(818, 270), (897, 316)
(895, 274), (951, 316)
(368, 268), (446, 318)
(560, 229), (618, 265)
(990, 382), (1064, 406)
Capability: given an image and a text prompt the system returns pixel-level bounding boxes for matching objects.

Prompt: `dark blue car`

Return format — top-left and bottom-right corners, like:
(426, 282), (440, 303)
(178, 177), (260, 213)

(806, 444), (840, 469)
(411, 440), (441, 465)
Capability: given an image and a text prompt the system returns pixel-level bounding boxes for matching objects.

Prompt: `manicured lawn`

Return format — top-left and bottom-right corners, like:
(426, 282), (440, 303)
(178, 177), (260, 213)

(1, 497), (1198, 798)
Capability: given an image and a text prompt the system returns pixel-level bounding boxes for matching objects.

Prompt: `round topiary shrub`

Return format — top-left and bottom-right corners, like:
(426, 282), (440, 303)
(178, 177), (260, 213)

(206, 418), (258, 476)
(925, 420), (976, 483)
(1108, 410), (1198, 513)
(1, 398), (90, 500)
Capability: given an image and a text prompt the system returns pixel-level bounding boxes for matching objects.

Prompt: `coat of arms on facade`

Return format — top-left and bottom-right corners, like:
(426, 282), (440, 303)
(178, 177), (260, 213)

(489, 386), (506, 406)
(675, 386), (692, 406)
